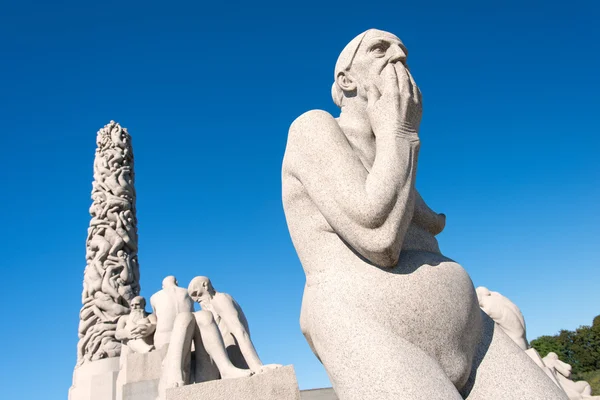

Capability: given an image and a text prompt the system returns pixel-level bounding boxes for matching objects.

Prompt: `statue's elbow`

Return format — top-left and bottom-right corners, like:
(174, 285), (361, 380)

(361, 237), (401, 268)
(372, 251), (400, 268)
(231, 326), (250, 341)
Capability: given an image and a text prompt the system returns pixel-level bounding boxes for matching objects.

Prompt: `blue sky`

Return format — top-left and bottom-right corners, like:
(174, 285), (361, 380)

(0, 1), (598, 398)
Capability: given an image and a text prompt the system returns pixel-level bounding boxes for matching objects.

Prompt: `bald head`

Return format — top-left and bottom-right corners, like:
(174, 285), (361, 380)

(188, 276), (214, 302)
(130, 296), (146, 310)
(332, 29), (404, 107)
(162, 275), (177, 289)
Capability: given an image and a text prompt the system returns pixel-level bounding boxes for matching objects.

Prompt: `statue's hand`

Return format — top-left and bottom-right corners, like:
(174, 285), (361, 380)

(367, 63), (422, 137)
(130, 324), (151, 338)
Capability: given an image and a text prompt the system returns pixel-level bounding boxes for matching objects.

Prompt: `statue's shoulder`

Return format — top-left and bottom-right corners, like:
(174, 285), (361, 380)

(287, 109), (341, 156)
(289, 109), (338, 138)
(284, 110), (341, 177)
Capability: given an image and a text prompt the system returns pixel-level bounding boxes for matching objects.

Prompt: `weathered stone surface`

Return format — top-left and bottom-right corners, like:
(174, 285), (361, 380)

(122, 379), (159, 400)
(77, 121), (140, 366)
(300, 387), (339, 400)
(69, 357), (120, 400)
(70, 121), (141, 400)
(282, 29), (567, 399)
(166, 365), (300, 400)
(476, 286), (528, 350)
(150, 276), (195, 350)
(159, 276), (282, 399)
(119, 349), (164, 385)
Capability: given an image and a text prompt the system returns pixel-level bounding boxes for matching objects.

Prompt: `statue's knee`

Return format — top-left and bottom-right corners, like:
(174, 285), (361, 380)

(173, 312), (195, 329)
(194, 310), (214, 326)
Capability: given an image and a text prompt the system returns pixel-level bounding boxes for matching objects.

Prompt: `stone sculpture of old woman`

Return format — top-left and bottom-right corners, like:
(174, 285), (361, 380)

(282, 29), (566, 399)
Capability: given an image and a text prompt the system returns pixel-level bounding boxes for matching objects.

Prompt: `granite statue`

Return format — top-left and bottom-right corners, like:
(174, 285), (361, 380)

(150, 275), (195, 350)
(476, 287), (599, 399)
(476, 286), (528, 350)
(77, 121), (140, 366)
(281, 29), (567, 399)
(157, 278), (252, 399)
(543, 353), (600, 400)
(115, 296), (156, 354)
(188, 276), (282, 373)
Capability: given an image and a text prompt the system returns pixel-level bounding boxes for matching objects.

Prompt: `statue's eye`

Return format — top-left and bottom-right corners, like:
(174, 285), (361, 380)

(370, 43), (388, 56)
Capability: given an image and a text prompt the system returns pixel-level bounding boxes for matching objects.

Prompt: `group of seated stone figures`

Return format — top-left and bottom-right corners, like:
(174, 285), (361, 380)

(114, 275), (280, 397)
(476, 287), (600, 400)
(281, 29), (578, 399)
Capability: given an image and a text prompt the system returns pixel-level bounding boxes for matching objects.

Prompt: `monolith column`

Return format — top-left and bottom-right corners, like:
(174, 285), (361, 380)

(70, 121), (141, 400)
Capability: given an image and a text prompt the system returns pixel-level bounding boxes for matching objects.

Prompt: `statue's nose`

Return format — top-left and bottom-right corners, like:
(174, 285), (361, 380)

(389, 45), (407, 64)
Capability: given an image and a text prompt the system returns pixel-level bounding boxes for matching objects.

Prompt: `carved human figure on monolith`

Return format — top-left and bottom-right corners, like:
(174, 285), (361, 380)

(115, 296), (156, 354)
(188, 276), (282, 372)
(76, 121), (140, 366)
(282, 29), (566, 399)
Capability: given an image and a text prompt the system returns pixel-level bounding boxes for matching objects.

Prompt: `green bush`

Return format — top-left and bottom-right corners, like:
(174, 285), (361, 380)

(530, 315), (600, 395)
(573, 370), (600, 395)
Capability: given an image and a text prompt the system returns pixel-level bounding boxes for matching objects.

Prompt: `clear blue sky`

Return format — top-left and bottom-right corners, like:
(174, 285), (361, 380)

(0, 1), (598, 398)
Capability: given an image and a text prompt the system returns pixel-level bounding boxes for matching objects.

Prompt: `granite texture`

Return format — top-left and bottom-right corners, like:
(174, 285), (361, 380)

(188, 276), (282, 373)
(543, 352), (600, 399)
(115, 296), (156, 354)
(165, 365), (300, 400)
(150, 276), (195, 350)
(461, 312), (568, 399)
(117, 349), (164, 386)
(77, 121), (141, 366)
(300, 388), (339, 400)
(159, 276), (283, 398)
(121, 379), (159, 400)
(282, 29), (567, 399)
(477, 287), (599, 399)
(476, 286), (528, 350)
(69, 357), (120, 400)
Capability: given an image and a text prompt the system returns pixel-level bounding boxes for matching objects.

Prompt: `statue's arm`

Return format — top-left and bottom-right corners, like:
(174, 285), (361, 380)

(115, 316), (128, 340)
(216, 294), (249, 337)
(284, 110), (419, 267)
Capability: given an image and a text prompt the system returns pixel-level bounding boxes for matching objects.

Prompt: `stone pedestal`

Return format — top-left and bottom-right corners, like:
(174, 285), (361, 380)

(69, 358), (120, 400)
(117, 349), (165, 400)
(300, 387), (339, 400)
(166, 365), (300, 400)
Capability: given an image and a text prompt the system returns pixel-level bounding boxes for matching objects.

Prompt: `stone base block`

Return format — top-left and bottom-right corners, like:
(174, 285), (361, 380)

(166, 365), (300, 400)
(300, 387), (338, 400)
(122, 379), (159, 400)
(117, 348), (165, 400)
(120, 349), (165, 384)
(69, 357), (120, 400)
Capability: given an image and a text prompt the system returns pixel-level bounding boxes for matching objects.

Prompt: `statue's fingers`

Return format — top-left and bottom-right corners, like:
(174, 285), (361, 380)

(392, 63), (410, 102)
(407, 69), (421, 105)
(381, 63), (400, 98)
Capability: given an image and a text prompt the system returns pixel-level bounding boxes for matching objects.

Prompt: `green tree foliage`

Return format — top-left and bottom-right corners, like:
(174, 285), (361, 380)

(531, 315), (600, 395)
(530, 334), (567, 360)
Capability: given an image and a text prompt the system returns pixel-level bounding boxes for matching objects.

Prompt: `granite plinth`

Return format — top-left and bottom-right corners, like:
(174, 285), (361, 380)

(69, 357), (120, 400)
(166, 365), (300, 400)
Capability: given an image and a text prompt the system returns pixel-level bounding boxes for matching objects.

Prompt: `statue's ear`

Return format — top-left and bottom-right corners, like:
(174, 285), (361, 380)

(336, 71), (356, 92)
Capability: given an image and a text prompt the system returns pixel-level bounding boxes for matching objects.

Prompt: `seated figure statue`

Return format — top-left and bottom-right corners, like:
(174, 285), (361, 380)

(281, 28), (567, 399)
(150, 275), (195, 350)
(115, 296), (156, 354)
(158, 278), (256, 398)
(187, 276), (281, 373)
